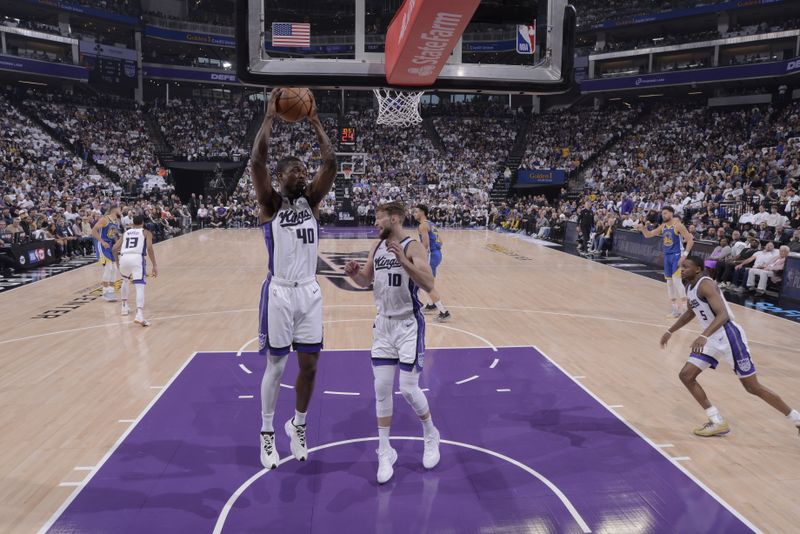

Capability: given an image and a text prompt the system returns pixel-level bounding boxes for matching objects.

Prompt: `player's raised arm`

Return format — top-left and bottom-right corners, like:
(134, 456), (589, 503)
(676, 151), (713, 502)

(251, 89), (283, 221)
(345, 245), (376, 288)
(387, 240), (434, 293)
(144, 229), (158, 277)
(304, 94), (337, 208)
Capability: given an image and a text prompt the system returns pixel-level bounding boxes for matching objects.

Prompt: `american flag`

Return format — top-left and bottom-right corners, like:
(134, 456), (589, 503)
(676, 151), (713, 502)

(272, 22), (311, 47)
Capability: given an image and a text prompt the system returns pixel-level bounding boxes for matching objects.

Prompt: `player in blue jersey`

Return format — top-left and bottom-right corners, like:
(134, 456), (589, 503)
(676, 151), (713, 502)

(91, 204), (121, 302)
(414, 205), (450, 322)
(638, 206), (695, 317)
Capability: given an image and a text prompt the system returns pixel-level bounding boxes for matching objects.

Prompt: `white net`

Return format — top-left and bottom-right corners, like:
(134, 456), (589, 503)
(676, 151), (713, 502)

(372, 88), (425, 127)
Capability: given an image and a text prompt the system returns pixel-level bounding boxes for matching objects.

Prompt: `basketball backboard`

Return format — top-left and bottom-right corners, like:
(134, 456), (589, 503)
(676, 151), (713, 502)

(236, 0), (575, 94)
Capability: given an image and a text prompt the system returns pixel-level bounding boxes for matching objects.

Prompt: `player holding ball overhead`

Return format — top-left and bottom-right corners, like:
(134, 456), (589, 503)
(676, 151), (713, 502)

(250, 88), (336, 470)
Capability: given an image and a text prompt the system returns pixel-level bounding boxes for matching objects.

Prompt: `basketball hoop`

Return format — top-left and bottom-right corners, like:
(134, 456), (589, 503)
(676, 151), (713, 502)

(342, 162), (354, 181)
(373, 88), (425, 127)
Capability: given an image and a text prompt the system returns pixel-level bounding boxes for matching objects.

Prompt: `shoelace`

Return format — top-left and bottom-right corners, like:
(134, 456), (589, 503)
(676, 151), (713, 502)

(262, 434), (274, 454)
(295, 425), (306, 448)
(700, 422), (715, 431)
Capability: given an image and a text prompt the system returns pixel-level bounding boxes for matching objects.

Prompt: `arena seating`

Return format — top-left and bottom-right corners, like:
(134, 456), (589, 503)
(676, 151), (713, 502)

(153, 98), (259, 161)
(519, 106), (640, 172)
(23, 93), (162, 191)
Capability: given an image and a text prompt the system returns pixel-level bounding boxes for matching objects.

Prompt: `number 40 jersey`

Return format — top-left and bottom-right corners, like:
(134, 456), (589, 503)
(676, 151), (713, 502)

(264, 195), (319, 282)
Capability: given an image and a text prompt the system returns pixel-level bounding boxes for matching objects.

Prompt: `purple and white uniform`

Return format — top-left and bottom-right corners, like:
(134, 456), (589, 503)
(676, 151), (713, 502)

(686, 276), (755, 378)
(258, 195), (323, 356)
(371, 237), (426, 371)
(118, 228), (147, 285)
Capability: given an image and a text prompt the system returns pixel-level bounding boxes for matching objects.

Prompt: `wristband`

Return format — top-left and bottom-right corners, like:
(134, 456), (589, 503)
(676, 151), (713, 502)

(664, 331), (672, 336)
(699, 335), (708, 340)
(681, 251), (689, 258)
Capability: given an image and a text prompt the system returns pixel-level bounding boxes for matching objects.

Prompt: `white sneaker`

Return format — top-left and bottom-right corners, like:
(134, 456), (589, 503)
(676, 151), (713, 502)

(103, 292), (118, 302)
(121, 304), (130, 316)
(284, 418), (308, 461)
(134, 314), (150, 327)
(376, 447), (397, 484)
(423, 427), (441, 469)
(260, 432), (280, 469)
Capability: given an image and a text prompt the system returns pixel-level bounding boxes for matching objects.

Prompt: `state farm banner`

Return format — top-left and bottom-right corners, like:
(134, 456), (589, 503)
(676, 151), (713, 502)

(384, 0), (480, 86)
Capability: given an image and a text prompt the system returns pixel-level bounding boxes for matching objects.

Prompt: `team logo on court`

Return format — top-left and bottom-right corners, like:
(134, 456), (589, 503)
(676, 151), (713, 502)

(317, 251), (371, 292)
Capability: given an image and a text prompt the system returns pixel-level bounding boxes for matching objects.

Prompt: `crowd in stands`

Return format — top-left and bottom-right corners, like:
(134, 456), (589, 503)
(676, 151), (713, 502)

(22, 91), (162, 193)
(520, 105), (640, 172)
(491, 99), (800, 295)
(142, 9), (234, 28)
(154, 98), (259, 161)
(573, 0), (704, 29)
(3, 73), (800, 298)
(596, 19), (800, 54)
(1, 93), (119, 272)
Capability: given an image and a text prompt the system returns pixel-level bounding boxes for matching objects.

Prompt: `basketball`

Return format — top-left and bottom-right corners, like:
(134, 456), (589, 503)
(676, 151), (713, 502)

(275, 87), (313, 122)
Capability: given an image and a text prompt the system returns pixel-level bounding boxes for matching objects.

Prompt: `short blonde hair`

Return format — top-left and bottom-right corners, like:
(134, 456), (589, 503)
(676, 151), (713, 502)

(376, 201), (406, 218)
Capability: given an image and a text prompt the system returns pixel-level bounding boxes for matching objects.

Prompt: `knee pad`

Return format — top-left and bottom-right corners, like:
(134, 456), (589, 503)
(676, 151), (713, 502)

(399, 370), (429, 417)
(373, 366), (394, 418)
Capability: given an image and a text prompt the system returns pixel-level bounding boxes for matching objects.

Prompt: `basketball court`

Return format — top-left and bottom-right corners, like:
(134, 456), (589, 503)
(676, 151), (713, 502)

(2, 0), (798, 532)
(2, 229), (799, 533)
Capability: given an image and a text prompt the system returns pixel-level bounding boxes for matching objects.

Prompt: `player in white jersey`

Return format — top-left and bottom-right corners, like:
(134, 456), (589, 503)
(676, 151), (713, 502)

(345, 201), (441, 484)
(251, 88), (336, 470)
(661, 256), (800, 437)
(113, 214), (157, 327)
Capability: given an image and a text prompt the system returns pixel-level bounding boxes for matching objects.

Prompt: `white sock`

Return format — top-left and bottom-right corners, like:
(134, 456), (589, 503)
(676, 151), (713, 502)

(435, 301), (447, 313)
(135, 284), (145, 311)
(421, 416), (435, 436)
(378, 426), (391, 451)
(705, 406), (723, 424)
(120, 281), (128, 303)
(293, 410), (307, 426)
(261, 412), (275, 434)
(260, 355), (287, 433)
(787, 409), (800, 424)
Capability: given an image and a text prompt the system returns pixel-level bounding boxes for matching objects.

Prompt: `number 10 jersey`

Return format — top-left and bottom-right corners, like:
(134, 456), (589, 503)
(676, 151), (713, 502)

(373, 237), (422, 317)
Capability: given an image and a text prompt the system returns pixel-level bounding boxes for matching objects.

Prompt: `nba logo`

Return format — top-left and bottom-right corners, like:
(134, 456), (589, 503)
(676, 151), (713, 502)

(516, 23), (535, 55)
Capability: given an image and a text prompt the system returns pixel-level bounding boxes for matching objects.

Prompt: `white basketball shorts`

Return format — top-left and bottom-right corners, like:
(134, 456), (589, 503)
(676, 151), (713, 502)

(259, 276), (323, 356)
(119, 254), (146, 285)
(687, 321), (756, 378)
(371, 312), (425, 372)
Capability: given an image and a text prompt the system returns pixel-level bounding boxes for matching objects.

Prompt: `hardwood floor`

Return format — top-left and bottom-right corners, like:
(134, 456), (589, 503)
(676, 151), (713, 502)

(1, 228), (797, 533)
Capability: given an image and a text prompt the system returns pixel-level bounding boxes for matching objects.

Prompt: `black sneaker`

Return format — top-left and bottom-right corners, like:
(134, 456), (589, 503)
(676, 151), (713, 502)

(435, 311), (451, 322)
(423, 304), (437, 313)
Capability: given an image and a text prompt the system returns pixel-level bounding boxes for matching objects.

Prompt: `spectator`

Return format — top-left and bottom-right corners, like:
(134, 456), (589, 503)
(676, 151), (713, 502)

(746, 245), (789, 295)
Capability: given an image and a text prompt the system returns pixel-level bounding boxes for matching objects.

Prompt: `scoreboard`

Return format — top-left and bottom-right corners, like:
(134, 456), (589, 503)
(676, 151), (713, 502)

(339, 126), (356, 149)
(90, 57), (137, 88)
